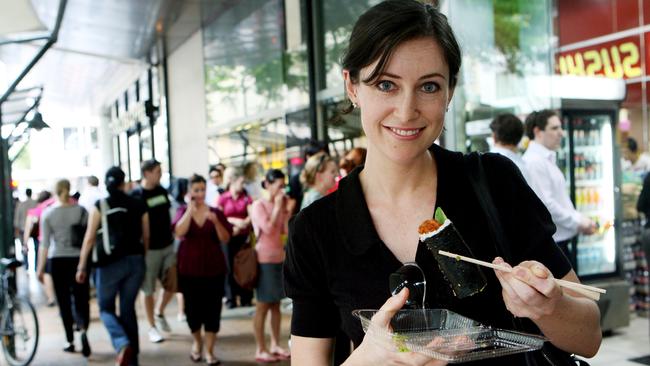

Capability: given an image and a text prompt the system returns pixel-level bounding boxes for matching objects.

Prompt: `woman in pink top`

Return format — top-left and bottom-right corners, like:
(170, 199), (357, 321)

(250, 169), (290, 363)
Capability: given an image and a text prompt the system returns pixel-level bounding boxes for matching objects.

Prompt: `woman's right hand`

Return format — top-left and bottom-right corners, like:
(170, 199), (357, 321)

(274, 191), (286, 206)
(343, 288), (448, 366)
(75, 268), (87, 284)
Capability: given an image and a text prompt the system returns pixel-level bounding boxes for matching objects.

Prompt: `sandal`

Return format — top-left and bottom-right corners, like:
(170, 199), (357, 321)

(271, 346), (291, 360)
(255, 351), (279, 363)
(190, 351), (202, 363)
(205, 356), (221, 365)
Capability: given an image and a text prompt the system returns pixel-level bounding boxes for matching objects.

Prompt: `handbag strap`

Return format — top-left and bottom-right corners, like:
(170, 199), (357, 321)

(465, 153), (587, 366)
(463, 152), (513, 262)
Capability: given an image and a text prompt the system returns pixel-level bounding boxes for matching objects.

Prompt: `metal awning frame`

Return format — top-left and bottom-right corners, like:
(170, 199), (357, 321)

(0, 0), (67, 106)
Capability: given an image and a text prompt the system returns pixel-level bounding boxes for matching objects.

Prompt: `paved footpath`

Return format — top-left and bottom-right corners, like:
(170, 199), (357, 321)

(18, 271), (291, 366)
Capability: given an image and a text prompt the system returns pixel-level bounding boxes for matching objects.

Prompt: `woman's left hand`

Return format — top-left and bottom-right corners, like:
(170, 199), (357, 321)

(36, 269), (45, 284)
(492, 257), (563, 321)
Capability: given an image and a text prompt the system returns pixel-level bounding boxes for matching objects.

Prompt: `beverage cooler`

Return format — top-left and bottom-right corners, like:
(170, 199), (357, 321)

(560, 102), (629, 332)
(558, 110), (618, 278)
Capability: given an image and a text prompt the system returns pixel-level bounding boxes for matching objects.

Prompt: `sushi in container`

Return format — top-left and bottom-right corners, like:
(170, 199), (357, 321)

(352, 308), (546, 363)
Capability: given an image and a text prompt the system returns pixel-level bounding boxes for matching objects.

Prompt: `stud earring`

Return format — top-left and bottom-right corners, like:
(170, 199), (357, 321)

(352, 102), (358, 109)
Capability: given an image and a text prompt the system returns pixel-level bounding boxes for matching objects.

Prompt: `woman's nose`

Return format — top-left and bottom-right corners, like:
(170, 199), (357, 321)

(393, 91), (419, 122)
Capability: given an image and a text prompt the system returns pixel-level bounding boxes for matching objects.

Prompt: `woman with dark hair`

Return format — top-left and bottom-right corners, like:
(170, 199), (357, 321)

(76, 167), (149, 366)
(250, 169), (291, 363)
(283, 1), (602, 365)
(173, 174), (231, 365)
(38, 179), (91, 356)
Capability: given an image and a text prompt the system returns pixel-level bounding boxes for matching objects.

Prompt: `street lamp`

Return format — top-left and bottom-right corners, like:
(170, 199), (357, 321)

(27, 111), (48, 131)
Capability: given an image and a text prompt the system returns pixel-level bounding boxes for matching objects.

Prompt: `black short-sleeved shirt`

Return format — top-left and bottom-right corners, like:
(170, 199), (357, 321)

(283, 144), (571, 365)
(96, 191), (147, 258)
(131, 186), (173, 249)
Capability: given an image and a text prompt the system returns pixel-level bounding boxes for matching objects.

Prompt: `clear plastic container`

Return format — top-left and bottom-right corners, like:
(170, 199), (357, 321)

(352, 309), (546, 363)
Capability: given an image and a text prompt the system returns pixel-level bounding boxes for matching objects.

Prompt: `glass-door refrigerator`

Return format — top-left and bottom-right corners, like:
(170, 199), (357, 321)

(560, 108), (630, 332)
(559, 110), (620, 280)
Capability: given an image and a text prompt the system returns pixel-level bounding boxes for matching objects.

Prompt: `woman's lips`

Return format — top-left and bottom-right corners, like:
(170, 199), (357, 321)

(385, 126), (424, 140)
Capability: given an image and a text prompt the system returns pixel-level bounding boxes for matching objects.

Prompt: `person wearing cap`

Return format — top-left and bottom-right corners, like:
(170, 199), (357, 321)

(130, 159), (177, 343)
(76, 166), (149, 366)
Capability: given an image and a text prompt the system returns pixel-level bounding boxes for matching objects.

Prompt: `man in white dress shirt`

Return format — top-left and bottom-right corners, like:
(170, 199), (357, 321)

(489, 113), (534, 186)
(522, 109), (596, 265)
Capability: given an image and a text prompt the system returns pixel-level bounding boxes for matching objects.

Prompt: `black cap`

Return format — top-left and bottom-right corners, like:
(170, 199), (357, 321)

(105, 166), (126, 187)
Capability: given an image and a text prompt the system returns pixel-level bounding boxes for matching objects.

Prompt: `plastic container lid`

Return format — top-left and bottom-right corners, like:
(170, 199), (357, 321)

(352, 308), (546, 363)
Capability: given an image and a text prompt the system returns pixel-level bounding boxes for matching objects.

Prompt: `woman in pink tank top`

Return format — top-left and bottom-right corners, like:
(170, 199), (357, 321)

(250, 169), (291, 363)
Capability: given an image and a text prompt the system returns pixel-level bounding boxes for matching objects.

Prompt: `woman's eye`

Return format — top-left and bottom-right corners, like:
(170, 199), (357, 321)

(376, 80), (395, 92)
(421, 82), (439, 93)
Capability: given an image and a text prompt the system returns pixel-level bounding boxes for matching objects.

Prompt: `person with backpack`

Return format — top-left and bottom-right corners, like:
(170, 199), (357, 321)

(76, 167), (149, 366)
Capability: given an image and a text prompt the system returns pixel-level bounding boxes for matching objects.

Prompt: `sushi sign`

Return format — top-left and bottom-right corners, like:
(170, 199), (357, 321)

(556, 36), (642, 79)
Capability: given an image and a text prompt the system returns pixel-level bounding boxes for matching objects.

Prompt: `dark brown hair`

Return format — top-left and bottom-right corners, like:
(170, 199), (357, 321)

(490, 114), (524, 146)
(525, 109), (558, 140)
(189, 174), (206, 186)
(341, 0), (461, 113)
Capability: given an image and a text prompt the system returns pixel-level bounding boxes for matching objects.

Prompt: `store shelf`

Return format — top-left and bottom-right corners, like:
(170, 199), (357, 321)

(574, 145), (602, 153)
(575, 179), (604, 187)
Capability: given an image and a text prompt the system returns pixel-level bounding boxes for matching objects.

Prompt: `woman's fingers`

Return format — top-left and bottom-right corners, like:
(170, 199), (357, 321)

(371, 287), (409, 327)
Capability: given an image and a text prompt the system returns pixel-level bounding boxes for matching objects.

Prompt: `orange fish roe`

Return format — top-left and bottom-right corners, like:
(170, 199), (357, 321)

(418, 219), (442, 234)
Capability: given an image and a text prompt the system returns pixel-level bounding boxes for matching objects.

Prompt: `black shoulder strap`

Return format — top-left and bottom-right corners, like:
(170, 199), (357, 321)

(464, 152), (513, 262)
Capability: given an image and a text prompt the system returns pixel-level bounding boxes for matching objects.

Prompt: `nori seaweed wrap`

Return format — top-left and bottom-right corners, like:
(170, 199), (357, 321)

(419, 208), (487, 299)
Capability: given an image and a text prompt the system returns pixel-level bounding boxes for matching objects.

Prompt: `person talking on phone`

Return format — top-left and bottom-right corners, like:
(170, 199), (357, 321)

(173, 174), (231, 365)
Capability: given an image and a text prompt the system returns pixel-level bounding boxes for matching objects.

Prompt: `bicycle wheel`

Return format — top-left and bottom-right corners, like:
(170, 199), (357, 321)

(1, 296), (39, 366)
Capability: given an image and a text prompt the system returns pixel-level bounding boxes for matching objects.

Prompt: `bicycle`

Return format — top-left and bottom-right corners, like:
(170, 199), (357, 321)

(0, 258), (39, 366)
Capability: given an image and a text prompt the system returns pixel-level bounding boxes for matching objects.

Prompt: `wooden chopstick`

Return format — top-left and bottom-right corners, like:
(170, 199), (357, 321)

(437, 250), (605, 301)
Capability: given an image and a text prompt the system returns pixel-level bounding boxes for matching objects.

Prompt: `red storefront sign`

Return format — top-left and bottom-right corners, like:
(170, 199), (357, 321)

(556, 36), (643, 79)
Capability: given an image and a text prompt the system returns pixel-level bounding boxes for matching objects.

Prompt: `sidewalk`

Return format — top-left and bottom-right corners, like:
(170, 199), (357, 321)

(19, 268), (650, 365)
(21, 271), (290, 366)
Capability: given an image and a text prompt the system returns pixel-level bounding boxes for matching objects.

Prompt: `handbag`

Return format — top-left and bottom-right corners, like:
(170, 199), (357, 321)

(70, 207), (87, 248)
(464, 152), (590, 366)
(92, 199), (116, 267)
(233, 241), (258, 290)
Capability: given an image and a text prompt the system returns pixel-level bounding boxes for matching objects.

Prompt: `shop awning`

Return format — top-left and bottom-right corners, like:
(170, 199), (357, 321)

(0, 0), (46, 36)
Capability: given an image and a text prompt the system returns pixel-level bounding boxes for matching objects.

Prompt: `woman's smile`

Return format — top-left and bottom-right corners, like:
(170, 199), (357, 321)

(384, 126), (425, 140)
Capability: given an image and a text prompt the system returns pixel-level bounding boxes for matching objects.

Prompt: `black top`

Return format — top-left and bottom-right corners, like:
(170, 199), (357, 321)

(131, 185), (173, 249)
(284, 144), (572, 365)
(638, 173), (650, 228)
(95, 191), (147, 258)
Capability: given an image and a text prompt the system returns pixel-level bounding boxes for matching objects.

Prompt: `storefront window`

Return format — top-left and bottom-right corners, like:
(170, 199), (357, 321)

(141, 126), (153, 161)
(118, 132), (129, 178)
(203, 0), (288, 126)
(320, 0), (379, 93)
(445, 0), (555, 151)
(202, 0), (312, 168)
(151, 122), (169, 187)
(128, 132), (141, 181)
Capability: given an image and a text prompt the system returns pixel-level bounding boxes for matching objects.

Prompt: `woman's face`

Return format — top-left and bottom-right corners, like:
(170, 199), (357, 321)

(317, 161), (339, 191)
(189, 182), (206, 204)
(344, 37), (453, 164)
(266, 178), (285, 197)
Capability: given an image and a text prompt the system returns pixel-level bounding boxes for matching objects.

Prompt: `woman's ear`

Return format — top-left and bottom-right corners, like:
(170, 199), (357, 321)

(343, 69), (359, 107)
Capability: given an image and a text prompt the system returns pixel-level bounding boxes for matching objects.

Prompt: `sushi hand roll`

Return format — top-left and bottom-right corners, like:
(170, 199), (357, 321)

(418, 208), (487, 299)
